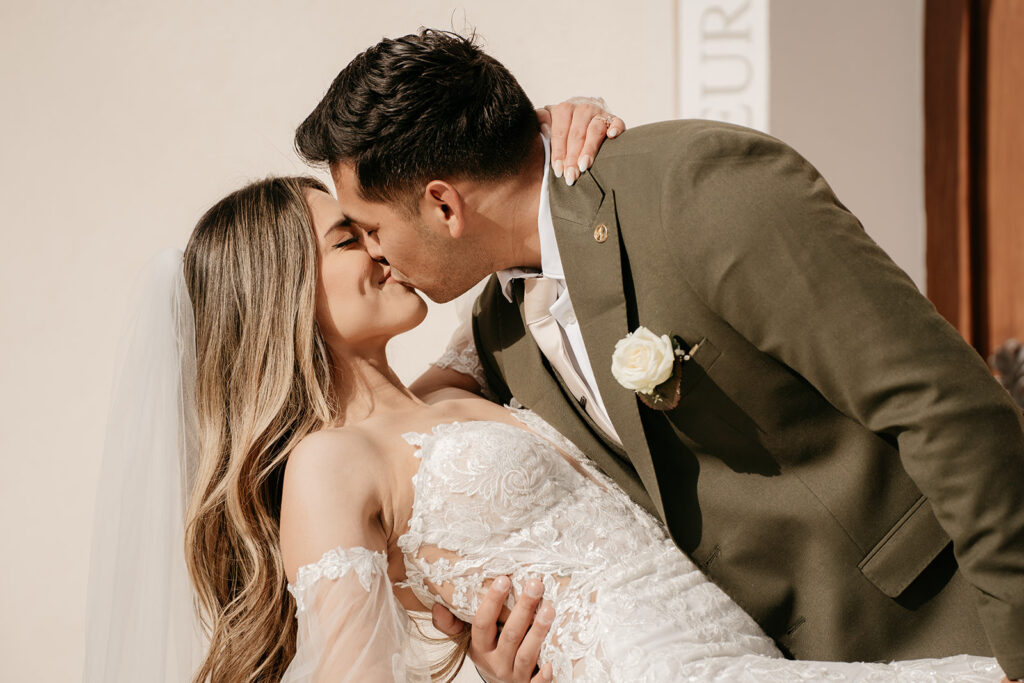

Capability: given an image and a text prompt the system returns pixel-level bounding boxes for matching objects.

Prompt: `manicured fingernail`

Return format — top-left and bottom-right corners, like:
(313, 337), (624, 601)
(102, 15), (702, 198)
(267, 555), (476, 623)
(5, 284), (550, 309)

(526, 580), (543, 598)
(493, 576), (510, 591)
(608, 127), (620, 138)
(552, 159), (563, 178)
(536, 604), (555, 624)
(565, 168), (577, 186)
(578, 155), (590, 172)
(540, 123), (551, 138)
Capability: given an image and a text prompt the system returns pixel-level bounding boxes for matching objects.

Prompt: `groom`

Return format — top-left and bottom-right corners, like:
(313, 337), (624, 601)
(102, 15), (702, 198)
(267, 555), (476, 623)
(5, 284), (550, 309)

(296, 30), (1024, 680)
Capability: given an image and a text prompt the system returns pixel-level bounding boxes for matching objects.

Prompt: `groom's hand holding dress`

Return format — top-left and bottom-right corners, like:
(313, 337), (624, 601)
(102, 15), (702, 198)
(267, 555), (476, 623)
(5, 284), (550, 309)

(431, 576), (554, 683)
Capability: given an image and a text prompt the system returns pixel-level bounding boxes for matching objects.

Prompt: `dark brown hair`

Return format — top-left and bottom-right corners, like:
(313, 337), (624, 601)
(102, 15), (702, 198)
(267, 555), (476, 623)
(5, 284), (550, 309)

(295, 29), (538, 206)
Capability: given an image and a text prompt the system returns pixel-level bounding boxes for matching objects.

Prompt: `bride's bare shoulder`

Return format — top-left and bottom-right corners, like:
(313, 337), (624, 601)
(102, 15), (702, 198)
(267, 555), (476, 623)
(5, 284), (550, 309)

(279, 427), (389, 581)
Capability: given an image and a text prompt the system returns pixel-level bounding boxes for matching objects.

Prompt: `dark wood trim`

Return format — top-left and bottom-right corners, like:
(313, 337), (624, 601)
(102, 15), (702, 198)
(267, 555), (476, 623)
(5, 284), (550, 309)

(924, 0), (975, 345)
(967, 0), (990, 353)
(981, 0), (1024, 352)
(925, 0), (1024, 356)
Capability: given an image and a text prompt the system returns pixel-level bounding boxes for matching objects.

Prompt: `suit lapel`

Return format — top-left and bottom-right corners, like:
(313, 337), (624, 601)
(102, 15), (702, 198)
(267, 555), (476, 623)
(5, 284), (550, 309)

(507, 282), (606, 433)
(491, 280), (566, 416)
(544, 172), (666, 520)
(489, 277), (657, 516)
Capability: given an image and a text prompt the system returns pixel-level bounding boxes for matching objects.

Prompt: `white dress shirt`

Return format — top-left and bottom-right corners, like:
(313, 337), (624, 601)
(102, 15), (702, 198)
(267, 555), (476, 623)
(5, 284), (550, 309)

(496, 135), (621, 445)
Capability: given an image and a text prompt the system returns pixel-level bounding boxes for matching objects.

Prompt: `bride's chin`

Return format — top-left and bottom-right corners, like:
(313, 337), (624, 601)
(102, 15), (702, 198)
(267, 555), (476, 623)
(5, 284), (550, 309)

(406, 298), (429, 329)
(386, 297), (429, 338)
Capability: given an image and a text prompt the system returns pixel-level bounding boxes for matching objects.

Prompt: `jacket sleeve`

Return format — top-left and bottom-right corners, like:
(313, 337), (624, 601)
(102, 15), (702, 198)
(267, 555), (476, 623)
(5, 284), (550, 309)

(281, 546), (430, 682)
(660, 122), (1024, 678)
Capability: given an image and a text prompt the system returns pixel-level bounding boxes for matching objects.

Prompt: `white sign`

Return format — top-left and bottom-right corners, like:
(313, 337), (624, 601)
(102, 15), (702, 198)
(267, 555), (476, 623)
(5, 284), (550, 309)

(678, 0), (770, 132)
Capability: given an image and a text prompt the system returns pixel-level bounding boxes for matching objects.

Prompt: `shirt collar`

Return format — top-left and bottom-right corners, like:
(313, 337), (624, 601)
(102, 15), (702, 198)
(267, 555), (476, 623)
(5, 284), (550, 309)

(496, 133), (564, 302)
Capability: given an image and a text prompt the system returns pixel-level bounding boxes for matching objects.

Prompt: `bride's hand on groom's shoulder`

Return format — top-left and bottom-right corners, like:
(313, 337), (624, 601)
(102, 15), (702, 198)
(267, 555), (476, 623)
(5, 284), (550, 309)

(431, 576), (555, 683)
(537, 97), (625, 187)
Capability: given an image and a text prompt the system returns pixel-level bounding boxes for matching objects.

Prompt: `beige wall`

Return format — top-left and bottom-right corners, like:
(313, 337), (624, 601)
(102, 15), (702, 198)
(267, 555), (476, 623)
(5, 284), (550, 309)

(771, 0), (925, 289)
(0, 2), (922, 680)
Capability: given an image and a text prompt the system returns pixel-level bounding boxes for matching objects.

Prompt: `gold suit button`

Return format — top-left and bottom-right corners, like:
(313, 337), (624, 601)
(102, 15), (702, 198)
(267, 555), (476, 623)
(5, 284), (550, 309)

(594, 224), (609, 243)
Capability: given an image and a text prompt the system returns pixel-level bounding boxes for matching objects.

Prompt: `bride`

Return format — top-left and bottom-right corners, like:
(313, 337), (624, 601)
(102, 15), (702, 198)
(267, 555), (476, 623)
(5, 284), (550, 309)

(84, 116), (1005, 682)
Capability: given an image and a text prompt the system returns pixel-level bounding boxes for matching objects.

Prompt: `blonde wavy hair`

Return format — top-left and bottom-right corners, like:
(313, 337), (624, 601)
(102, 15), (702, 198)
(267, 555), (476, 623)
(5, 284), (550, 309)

(183, 176), (466, 682)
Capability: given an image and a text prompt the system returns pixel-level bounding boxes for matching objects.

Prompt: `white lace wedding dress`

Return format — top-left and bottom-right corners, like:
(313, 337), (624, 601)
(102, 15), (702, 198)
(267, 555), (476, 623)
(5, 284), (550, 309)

(280, 332), (1002, 682)
(281, 407), (1001, 682)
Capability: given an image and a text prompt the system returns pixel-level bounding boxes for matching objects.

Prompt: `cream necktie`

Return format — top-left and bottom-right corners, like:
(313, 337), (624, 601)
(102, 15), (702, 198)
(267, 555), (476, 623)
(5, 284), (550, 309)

(522, 277), (620, 440)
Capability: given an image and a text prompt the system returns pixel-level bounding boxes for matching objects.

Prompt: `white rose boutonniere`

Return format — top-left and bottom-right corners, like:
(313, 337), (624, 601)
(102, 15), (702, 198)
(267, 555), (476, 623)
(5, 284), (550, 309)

(611, 326), (689, 410)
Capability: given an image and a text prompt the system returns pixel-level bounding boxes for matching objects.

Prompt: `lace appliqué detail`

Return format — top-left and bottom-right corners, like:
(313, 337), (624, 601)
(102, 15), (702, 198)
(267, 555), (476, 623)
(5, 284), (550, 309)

(432, 325), (500, 401)
(433, 342), (488, 390)
(392, 414), (780, 681)
(391, 410), (1003, 681)
(288, 546), (387, 613)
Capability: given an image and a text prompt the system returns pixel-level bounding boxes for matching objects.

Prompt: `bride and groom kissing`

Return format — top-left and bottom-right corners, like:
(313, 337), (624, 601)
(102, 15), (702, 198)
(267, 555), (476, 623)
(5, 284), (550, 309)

(92, 27), (1023, 683)
(288, 28), (1022, 680)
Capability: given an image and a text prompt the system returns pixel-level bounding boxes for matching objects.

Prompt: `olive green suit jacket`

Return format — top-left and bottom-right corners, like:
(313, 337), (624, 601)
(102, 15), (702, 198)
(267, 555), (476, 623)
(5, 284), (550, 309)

(471, 120), (1024, 676)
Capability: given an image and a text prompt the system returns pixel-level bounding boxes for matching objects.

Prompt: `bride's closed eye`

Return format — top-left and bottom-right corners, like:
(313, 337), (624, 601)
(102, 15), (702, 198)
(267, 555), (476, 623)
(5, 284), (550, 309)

(333, 236), (358, 249)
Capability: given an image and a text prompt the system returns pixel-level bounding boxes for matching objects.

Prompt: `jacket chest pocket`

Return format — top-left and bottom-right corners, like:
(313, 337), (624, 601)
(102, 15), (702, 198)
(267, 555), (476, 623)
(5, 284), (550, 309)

(676, 337), (721, 399)
(664, 338), (779, 476)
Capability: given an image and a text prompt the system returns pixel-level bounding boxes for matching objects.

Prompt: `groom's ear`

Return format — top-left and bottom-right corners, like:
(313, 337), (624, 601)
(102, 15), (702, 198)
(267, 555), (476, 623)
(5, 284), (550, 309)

(422, 180), (466, 239)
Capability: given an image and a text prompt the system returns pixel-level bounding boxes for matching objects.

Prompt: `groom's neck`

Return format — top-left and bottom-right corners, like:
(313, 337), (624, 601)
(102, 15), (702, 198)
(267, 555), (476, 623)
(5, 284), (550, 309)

(481, 135), (546, 272)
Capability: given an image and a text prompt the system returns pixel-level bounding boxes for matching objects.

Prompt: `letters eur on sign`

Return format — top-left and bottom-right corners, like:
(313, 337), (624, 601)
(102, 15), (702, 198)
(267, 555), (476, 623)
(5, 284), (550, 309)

(679, 0), (770, 133)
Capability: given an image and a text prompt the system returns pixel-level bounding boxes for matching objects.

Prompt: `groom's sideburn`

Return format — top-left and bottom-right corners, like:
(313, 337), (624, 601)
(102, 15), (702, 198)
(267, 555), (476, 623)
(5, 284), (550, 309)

(472, 119), (1024, 673)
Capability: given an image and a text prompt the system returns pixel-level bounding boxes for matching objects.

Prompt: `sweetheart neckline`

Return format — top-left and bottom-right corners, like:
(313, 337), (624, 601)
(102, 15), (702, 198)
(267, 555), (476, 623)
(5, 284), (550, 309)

(396, 414), (563, 545)
(289, 411), (599, 608)
(287, 415), (555, 591)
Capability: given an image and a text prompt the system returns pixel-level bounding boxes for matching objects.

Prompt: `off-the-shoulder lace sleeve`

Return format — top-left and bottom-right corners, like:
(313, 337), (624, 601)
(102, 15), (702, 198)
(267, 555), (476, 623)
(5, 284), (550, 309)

(281, 546), (430, 682)
(433, 306), (496, 400)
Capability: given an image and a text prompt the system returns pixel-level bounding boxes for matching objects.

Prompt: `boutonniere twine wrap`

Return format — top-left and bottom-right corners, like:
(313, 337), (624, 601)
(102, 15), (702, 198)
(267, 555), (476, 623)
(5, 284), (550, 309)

(611, 326), (689, 410)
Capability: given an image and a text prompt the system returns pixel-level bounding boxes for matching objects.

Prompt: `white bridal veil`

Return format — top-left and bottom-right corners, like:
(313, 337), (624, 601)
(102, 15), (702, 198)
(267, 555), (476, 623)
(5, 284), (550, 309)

(82, 248), (204, 681)
(80, 248), (431, 683)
